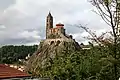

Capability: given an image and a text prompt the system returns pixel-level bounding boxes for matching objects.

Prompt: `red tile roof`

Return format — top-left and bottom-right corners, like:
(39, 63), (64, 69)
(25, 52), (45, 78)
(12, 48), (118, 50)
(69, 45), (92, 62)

(56, 23), (64, 26)
(0, 64), (30, 79)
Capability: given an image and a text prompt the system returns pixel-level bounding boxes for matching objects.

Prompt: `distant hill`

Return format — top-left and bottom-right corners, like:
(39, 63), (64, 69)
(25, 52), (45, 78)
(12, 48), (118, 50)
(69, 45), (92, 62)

(0, 45), (38, 64)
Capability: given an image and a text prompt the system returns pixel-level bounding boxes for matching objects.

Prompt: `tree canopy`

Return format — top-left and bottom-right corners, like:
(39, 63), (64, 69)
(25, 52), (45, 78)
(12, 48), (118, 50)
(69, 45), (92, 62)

(0, 45), (38, 64)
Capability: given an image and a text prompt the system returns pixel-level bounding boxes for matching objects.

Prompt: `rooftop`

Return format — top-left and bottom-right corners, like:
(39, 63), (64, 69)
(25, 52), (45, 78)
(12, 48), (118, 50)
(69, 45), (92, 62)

(56, 23), (64, 26)
(0, 64), (30, 79)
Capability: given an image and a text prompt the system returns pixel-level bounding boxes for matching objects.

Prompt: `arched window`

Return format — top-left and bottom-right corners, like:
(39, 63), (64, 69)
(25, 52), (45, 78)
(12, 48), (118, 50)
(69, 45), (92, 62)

(56, 40), (61, 46)
(50, 41), (54, 45)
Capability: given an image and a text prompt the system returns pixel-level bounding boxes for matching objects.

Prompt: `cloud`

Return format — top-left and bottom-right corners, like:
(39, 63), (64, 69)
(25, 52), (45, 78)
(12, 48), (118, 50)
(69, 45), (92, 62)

(0, 0), (111, 45)
(0, 24), (6, 29)
(0, 0), (15, 10)
(16, 30), (41, 42)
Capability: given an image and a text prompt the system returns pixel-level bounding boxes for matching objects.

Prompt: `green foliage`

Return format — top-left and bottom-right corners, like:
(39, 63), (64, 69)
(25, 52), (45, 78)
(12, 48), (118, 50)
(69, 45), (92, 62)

(28, 44), (120, 80)
(0, 45), (38, 64)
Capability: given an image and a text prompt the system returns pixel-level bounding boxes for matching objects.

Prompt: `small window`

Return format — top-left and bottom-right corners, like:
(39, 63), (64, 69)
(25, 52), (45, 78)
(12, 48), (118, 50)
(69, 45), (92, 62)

(56, 40), (61, 46)
(50, 41), (54, 45)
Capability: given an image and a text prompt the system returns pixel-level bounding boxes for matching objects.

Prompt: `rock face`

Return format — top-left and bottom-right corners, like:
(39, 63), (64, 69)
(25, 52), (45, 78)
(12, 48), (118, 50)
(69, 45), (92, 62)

(25, 12), (81, 75)
(26, 38), (80, 74)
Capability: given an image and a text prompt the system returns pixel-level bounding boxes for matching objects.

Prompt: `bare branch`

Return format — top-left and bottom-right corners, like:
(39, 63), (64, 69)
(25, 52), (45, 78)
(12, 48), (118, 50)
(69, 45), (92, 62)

(95, 7), (112, 26)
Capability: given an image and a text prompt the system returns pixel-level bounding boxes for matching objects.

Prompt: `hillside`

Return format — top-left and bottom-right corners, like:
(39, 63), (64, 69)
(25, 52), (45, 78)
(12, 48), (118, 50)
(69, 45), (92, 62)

(0, 45), (38, 64)
(26, 39), (81, 75)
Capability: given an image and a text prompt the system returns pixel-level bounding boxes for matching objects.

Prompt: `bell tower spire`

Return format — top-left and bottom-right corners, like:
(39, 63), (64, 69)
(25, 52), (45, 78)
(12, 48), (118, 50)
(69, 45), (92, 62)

(46, 12), (53, 39)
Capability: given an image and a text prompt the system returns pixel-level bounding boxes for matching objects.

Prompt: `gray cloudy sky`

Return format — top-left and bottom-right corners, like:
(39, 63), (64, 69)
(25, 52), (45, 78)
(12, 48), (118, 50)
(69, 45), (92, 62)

(0, 0), (111, 46)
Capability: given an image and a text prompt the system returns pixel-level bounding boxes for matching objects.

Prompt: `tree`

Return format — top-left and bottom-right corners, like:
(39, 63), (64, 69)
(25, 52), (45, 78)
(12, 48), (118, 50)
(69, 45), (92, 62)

(0, 45), (38, 64)
(29, 44), (118, 80)
(88, 0), (120, 79)
(76, 24), (113, 46)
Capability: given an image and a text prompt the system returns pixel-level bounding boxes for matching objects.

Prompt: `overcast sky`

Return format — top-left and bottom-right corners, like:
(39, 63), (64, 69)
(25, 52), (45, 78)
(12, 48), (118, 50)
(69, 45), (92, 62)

(0, 0), (111, 46)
